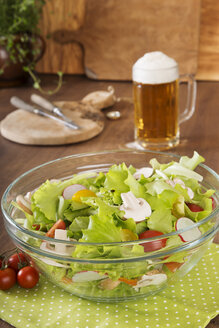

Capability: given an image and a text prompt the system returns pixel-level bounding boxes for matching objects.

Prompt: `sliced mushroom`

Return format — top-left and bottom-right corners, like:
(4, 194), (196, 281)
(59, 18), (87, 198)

(120, 191), (151, 221)
(98, 278), (121, 290)
(39, 257), (69, 268)
(133, 273), (167, 290)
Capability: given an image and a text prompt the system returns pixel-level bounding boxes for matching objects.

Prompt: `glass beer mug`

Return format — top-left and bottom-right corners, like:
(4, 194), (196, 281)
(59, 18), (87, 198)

(132, 51), (197, 150)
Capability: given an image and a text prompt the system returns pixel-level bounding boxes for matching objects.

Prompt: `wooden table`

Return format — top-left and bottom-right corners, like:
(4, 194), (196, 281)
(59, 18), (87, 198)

(0, 75), (218, 328)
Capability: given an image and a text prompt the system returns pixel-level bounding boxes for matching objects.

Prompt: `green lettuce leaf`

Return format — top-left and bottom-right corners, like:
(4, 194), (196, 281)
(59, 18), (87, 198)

(179, 151), (204, 170)
(57, 196), (71, 219)
(31, 173), (97, 221)
(104, 163), (129, 193)
(124, 170), (146, 198)
(147, 209), (175, 233)
(136, 221), (147, 235)
(114, 215), (137, 233)
(172, 195), (185, 218)
(145, 180), (173, 196)
(64, 207), (95, 222)
(69, 217), (90, 232)
(81, 214), (122, 243)
(163, 163), (203, 182)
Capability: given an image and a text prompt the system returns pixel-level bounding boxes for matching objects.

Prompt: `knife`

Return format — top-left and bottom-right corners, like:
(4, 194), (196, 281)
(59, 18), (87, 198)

(10, 97), (80, 130)
(30, 94), (80, 130)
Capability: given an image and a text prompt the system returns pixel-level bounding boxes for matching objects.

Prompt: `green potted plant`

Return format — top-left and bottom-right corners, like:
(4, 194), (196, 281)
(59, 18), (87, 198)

(0, 0), (46, 87)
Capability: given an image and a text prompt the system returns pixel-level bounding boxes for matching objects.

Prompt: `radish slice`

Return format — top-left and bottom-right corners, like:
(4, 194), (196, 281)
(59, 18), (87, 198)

(40, 258), (69, 268)
(72, 271), (107, 282)
(176, 217), (202, 242)
(62, 184), (86, 199)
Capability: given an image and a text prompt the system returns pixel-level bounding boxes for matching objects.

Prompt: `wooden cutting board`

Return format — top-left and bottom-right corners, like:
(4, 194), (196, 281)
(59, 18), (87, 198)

(43, 0), (201, 80)
(0, 101), (105, 145)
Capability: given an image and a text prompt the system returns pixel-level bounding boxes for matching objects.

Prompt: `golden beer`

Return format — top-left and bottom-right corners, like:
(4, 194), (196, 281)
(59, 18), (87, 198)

(133, 80), (179, 149)
(132, 52), (196, 150)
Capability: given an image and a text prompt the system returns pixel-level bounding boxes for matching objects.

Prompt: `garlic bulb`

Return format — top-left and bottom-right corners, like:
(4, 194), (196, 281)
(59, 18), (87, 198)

(81, 86), (116, 110)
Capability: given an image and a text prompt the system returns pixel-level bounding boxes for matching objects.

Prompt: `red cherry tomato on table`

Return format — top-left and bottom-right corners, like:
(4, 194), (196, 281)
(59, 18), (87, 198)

(0, 268), (16, 290)
(139, 230), (167, 252)
(17, 266), (39, 289)
(186, 203), (203, 212)
(8, 253), (28, 272)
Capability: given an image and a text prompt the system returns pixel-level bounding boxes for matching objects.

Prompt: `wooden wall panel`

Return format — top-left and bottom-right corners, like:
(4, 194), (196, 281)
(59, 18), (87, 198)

(36, 0), (219, 81)
(36, 0), (85, 74)
(196, 0), (219, 80)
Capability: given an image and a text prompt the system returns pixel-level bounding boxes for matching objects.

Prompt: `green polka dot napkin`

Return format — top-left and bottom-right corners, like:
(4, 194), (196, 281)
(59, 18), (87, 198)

(0, 244), (218, 328)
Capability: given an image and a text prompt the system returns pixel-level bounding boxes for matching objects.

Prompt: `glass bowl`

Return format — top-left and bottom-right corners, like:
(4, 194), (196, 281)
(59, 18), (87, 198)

(1, 149), (219, 302)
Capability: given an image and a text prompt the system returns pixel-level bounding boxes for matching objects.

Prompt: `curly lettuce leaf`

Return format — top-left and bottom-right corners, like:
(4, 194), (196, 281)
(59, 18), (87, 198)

(147, 209), (175, 234)
(81, 214), (122, 243)
(104, 163), (129, 193)
(145, 180), (173, 196)
(31, 173), (96, 221)
(179, 151), (204, 170)
(64, 207), (95, 222)
(124, 170), (147, 199)
(163, 163), (203, 182)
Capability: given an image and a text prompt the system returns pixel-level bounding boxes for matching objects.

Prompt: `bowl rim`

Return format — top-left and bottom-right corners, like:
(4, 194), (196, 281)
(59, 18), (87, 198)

(1, 148), (219, 250)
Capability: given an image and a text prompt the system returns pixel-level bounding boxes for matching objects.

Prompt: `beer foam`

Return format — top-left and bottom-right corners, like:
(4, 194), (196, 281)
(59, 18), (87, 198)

(132, 51), (179, 84)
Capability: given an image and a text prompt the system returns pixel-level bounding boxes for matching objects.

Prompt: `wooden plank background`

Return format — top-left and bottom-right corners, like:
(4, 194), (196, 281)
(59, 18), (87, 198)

(36, 0), (85, 74)
(36, 0), (219, 81)
(196, 0), (219, 80)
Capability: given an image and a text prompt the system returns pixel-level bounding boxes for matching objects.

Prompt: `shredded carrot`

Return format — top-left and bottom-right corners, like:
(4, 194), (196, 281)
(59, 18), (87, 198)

(118, 277), (138, 286)
(46, 219), (66, 238)
(61, 276), (73, 284)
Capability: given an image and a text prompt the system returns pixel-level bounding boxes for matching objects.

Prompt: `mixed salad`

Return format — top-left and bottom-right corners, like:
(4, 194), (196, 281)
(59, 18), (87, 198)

(13, 151), (216, 297)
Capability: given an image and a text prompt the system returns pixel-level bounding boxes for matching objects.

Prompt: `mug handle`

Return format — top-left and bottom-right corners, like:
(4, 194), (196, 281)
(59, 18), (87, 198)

(179, 74), (197, 125)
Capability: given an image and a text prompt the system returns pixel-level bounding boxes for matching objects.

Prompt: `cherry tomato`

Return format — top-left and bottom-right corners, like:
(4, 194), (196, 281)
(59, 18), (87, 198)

(72, 189), (96, 203)
(164, 261), (183, 273)
(121, 229), (138, 241)
(46, 219), (66, 238)
(32, 224), (40, 230)
(8, 253), (28, 272)
(186, 203), (203, 212)
(211, 197), (216, 210)
(139, 230), (167, 252)
(17, 266), (39, 289)
(0, 268), (16, 290)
